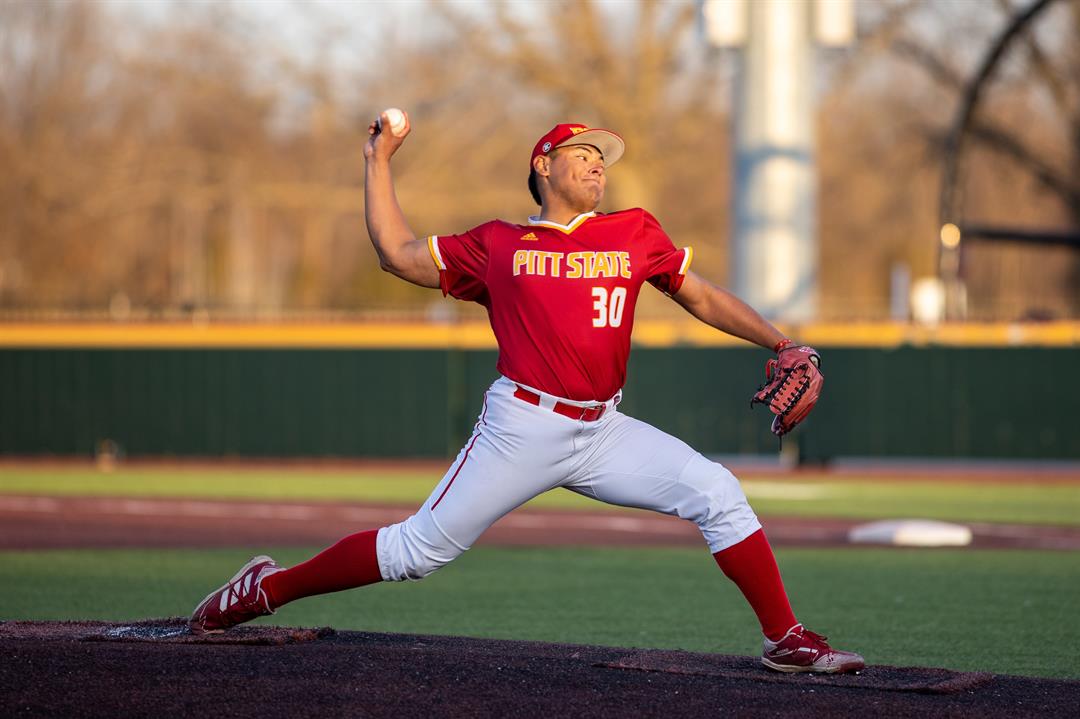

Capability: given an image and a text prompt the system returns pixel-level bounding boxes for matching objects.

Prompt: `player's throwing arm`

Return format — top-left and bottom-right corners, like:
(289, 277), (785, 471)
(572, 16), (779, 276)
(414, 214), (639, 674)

(363, 108), (439, 289)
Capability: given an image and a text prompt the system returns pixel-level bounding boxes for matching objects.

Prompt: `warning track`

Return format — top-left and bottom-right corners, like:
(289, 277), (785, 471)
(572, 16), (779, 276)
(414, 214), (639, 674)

(1, 495), (1078, 550)
(1, 620), (1077, 718)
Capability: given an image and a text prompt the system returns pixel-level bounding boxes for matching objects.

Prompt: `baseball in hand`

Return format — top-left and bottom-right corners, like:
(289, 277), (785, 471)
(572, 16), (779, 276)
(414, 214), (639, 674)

(381, 108), (407, 137)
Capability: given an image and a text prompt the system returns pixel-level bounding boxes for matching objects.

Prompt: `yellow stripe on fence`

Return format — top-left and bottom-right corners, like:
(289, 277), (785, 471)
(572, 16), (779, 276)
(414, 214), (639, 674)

(0, 321), (1077, 349)
(0, 323), (498, 349)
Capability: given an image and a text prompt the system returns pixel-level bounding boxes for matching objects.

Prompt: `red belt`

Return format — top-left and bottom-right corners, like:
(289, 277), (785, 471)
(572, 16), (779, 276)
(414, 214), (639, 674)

(513, 386), (608, 422)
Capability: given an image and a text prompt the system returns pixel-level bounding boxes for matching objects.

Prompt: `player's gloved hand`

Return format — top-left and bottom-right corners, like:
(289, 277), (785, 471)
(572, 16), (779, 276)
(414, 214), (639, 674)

(750, 341), (824, 437)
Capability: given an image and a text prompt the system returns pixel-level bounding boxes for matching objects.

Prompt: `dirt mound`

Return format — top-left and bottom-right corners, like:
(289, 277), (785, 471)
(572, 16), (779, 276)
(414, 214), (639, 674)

(0, 618), (333, 645)
(1, 621), (1077, 718)
(597, 649), (994, 695)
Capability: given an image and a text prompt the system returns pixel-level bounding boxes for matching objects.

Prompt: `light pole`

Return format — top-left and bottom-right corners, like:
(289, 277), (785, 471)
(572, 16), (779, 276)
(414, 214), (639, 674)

(701, 0), (854, 322)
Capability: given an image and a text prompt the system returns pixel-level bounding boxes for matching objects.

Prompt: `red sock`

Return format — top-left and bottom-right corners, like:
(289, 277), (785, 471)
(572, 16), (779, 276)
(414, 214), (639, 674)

(262, 529), (383, 610)
(712, 528), (798, 641)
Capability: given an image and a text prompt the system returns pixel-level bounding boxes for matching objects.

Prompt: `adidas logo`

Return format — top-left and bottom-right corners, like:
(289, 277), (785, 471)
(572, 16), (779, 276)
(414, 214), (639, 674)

(520, 232), (539, 241)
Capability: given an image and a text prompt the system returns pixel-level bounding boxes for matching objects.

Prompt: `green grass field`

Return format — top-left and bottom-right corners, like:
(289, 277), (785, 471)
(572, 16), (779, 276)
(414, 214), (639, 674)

(2, 466), (1079, 525)
(2, 465), (1079, 680)
(1, 545), (1076, 679)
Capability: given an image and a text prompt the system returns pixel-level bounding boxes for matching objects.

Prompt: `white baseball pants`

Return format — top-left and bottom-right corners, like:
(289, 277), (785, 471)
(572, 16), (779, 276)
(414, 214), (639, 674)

(377, 376), (762, 581)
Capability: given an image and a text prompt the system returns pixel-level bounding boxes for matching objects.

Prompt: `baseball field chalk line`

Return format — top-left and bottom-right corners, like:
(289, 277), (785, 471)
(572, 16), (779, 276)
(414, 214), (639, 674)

(499, 513), (688, 534)
(0, 496), (328, 521)
(0, 496), (62, 512)
(740, 482), (828, 500)
(0, 496), (688, 535)
(5, 496), (1079, 549)
(967, 522), (1068, 538)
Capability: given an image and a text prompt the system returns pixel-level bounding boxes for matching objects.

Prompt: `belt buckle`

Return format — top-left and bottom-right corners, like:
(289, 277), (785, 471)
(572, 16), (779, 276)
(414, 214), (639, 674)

(583, 404), (605, 421)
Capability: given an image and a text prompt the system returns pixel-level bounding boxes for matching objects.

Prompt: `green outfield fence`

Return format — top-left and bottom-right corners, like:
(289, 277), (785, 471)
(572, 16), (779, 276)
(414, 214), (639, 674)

(1, 346), (1076, 461)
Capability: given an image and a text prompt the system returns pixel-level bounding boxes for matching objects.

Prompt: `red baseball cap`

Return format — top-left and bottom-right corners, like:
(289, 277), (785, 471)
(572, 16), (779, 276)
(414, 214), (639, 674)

(530, 123), (625, 170)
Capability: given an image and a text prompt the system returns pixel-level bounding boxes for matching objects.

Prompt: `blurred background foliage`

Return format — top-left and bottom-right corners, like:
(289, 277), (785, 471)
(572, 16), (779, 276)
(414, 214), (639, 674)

(0, 0), (1077, 321)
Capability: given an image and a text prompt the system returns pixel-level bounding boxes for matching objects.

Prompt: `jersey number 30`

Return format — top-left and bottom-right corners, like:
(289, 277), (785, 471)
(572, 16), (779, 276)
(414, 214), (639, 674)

(591, 287), (627, 328)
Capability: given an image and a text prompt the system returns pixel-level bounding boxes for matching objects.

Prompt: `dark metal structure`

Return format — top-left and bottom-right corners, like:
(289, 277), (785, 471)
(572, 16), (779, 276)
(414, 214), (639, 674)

(937, 0), (1075, 318)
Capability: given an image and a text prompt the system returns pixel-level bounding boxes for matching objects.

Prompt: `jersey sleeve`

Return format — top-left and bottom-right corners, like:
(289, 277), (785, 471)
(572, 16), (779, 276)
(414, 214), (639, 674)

(426, 224), (491, 303)
(641, 210), (693, 296)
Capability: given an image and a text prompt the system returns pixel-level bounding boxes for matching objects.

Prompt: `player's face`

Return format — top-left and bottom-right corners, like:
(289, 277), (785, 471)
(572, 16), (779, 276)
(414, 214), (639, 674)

(547, 144), (606, 212)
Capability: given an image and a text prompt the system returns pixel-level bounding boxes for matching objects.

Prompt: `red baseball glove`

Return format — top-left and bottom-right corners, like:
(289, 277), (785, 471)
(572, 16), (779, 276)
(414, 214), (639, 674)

(750, 345), (824, 437)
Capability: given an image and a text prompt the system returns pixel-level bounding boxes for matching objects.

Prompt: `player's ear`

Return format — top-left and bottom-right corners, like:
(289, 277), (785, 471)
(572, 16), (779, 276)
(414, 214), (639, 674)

(532, 154), (551, 177)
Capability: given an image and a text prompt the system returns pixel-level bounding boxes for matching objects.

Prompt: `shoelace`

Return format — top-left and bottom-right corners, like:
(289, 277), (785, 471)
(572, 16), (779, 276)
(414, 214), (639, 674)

(800, 629), (831, 648)
(224, 570), (260, 609)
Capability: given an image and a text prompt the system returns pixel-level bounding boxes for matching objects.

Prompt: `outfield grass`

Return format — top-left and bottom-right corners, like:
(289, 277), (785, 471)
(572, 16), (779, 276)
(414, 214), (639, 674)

(1, 467), (1079, 525)
(1, 545), (1076, 679)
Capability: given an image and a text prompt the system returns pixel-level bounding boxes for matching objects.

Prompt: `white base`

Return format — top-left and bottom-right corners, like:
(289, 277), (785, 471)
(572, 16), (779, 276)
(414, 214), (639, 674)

(848, 519), (973, 547)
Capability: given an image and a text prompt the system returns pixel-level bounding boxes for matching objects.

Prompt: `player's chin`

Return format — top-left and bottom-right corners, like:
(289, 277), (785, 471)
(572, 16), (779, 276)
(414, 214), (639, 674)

(581, 185), (604, 207)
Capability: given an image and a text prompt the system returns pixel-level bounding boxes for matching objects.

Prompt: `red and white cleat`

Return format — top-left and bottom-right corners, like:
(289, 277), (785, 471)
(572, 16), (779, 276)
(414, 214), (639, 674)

(761, 624), (865, 674)
(189, 555), (284, 634)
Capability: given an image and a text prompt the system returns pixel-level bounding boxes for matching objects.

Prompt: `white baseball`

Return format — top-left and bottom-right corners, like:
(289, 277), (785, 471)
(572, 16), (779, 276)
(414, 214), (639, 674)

(382, 107), (407, 137)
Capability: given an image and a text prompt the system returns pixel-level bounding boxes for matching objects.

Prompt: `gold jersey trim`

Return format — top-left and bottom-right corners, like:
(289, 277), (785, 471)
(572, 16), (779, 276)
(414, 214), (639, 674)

(526, 212), (596, 234)
(678, 247), (693, 275)
(427, 236), (446, 270)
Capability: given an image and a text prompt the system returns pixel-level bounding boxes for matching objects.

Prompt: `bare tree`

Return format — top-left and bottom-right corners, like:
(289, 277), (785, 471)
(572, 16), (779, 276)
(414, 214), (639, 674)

(820, 0), (1080, 320)
(1, 0), (1076, 321)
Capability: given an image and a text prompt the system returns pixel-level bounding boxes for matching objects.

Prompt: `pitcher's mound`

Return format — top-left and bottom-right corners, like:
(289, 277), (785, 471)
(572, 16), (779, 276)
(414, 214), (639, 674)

(2, 621), (1077, 718)
(597, 648), (993, 694)
(0, 618), (332, 645)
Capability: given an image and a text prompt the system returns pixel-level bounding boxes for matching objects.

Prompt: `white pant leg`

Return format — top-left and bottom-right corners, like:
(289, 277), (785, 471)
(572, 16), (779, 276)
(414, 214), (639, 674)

(565, 411), (762, 553)
(378, 378), (578, 581)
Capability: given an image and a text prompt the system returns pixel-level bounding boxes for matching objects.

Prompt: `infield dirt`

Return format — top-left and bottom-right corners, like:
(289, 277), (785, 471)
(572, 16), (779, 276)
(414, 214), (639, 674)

(2, 619), (1077, 718)
(2, 495), (1078, 550)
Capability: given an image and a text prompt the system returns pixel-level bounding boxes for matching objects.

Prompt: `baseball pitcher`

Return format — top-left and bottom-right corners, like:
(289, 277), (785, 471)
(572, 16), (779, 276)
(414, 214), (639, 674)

(190, 112), (861, 674)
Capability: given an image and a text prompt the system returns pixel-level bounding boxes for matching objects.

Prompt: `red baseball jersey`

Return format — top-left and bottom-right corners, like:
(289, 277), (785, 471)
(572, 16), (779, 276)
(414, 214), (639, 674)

(427, 209), (692, 402)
